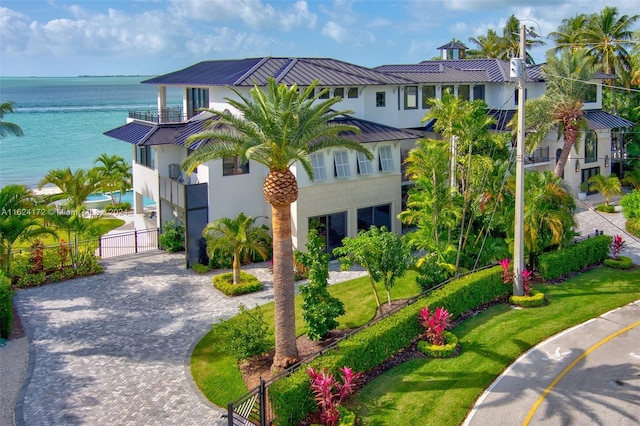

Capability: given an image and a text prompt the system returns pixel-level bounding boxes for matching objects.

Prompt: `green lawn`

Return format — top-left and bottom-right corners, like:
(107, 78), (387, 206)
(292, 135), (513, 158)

(14, 217), (125, 249)
(190, 269), (420, 406)
(348, 267), (640, 425)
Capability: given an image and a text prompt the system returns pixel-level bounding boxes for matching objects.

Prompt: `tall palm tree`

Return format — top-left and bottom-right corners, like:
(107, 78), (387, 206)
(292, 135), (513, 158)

(548, 14), (590, 54)
(467, 29), (504, 59)
(519, 49), (597, 178)
(93, 153), (132, 205)
(588, 174), (622, 206)
(501, 15), (546, 64)
(182, 77), (372, 371)
(0, 102), (24, 139)
(38, 167), (101, 211)
(203, 213), (271, 285)
(581, 6), (639, 113)
(0, 185), (56, 274)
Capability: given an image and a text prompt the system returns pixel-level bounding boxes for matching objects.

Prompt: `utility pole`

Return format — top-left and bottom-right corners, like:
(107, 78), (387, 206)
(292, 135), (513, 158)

(512, 24), (526, 296)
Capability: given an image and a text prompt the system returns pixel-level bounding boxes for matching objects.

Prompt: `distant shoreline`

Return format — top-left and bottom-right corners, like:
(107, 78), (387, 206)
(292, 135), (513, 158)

(77, 75), (153, 78)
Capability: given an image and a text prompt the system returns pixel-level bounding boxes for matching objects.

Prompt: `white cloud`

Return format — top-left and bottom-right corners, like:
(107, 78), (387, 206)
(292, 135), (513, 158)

(169, 0), (316, 31)
(185, 26), (275, 55)
(322, 21), (348, 42)
(0, 7), (30, 54)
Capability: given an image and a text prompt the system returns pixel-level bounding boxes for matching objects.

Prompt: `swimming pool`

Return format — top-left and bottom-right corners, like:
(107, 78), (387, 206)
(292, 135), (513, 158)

(84, 190), (156, 209)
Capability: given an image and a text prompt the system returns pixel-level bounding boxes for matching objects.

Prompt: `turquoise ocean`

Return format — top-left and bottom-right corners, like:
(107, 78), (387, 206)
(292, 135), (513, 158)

(0, 76), (181, 189)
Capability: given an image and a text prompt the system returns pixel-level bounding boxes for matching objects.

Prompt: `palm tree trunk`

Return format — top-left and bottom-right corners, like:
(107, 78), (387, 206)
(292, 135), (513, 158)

(552, 133), (577, 178)
(232, 253), (241, 285)
(270, 202), (299, 373)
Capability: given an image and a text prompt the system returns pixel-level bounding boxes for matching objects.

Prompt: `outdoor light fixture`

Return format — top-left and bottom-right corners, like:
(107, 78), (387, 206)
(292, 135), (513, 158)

(575, 160), (580, 173)
(605, 155), (610, 167)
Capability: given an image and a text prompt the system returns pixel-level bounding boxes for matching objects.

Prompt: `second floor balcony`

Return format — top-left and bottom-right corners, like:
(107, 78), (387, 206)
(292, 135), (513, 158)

(129, 107), (186, 124)
(525, 146), (550, 166)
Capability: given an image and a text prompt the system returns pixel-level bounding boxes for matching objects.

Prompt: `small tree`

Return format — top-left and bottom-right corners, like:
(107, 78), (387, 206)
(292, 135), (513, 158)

(296, 230), (345, 341)
(588, 174), (622, 206)
(202, 213), (271, 285)
(334, 226), (414, 307)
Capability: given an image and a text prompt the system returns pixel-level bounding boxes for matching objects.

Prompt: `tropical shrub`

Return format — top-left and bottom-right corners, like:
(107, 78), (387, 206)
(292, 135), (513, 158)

(213, 271), (262, 296)
(307, 366), (362, 426)
(419, 306), (451, 345)
(415, 252), (453, 293)
(417, 331), (459, 358)
(208, 249), (233, 269)
(604, 256), (633, 269)
(298, 230), (345, 341)
(596, 204), (615, 213)
(269, 265), (506, 425)
(191, 263), (211, 274)
(16, 272), (46, 288)
(610, 235), (625, 260)
(509, 289), (546, 308)
(626, 219), (640, 238)
(0, 271), (12, 339)
(29, 240), (45, 273)
(212, 304), (270, 361)
(538, 234), (611, 280)
(620, 190), (640, 220)
(159, 220), (184, 252)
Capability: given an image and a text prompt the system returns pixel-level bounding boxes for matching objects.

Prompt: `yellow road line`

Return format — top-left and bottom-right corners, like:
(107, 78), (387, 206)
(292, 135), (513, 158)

(522, 320), (640, 426)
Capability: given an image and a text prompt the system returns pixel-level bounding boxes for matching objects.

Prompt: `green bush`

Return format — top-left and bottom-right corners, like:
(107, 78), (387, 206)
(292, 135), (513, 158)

(604, 256), (633, 269)
(213, 271), (262, 296)
(213, 304), (270, 361)
(620, 190), (640, 220)
(338, 406), (357, 426)
(0, 272), (12, 339)
(626, 218), (640, 238)
(208, 249), (233, 269)
(104, 202), (131, 213)
(48, 270), (64, 283)
(16, 272), (47, 288)
(269, 265), (506, 425)
(509, 289), (546, 308)
(415, 252), (453, 293)
(417, 331), (459, 358)
(76, 253), (103, 276)
(538, 235), (612, 281)
(159, 220), (185, 252)
(191, 263), (211, 274)
(596, 204), (616, 213)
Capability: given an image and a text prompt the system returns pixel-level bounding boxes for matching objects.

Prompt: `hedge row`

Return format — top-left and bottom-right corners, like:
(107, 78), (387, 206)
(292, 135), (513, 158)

(0, 271), (12, 339)
(537, 235), (611, 281)
(626, 218), (640, 238)
(268, 265), (506, 425)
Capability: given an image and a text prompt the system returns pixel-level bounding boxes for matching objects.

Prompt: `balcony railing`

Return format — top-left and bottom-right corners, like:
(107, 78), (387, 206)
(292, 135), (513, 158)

(129, 107), (185, 123)
(525, 146), (550, 165)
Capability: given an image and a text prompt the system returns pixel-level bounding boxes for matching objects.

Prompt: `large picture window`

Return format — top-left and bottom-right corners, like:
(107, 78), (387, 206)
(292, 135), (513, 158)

(187, 87), (209, 119)
(309, 212), (348, 254)
(422, 85), (436, 108)
(585, 131), (597, 163)
(404, 86), (418, 109)
(223, 157), (249, 176)
(357, 204), (391, 232)
(135, 146), (154, 168)
(379, 146), (393, 172)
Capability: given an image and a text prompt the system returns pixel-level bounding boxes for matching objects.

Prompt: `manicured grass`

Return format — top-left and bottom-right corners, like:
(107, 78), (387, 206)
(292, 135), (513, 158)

(190, 269), (420, 407)
(348, 266), (640, 426)
(14, 217), (125, 248)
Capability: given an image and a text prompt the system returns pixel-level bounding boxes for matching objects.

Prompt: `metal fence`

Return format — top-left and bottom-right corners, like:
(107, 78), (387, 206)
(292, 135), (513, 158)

(97, 228), (159, 258)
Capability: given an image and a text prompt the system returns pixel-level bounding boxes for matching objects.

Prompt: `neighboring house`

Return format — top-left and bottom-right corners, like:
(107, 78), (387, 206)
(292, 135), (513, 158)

(105, 49), (634, 266)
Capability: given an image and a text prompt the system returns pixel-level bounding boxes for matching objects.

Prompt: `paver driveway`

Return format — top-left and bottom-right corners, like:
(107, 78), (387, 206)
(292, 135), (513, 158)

(14, 252), (277, 426)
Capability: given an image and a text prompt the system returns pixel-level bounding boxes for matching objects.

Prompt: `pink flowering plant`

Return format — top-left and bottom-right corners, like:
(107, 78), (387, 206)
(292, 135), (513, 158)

(610, 234), (625, 260)
(419, 306), (452, 346)
(498, 257), (513, 284)
(307, 366), (362, 426)
(522, 269), (532, 296)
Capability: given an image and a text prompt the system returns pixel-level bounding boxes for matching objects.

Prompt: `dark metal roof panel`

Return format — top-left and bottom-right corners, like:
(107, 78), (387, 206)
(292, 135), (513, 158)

(143, 126), (184, 146)
(173, 116), (225, 149)
(141, 58), (265, 86)
(103, 122), (155, 145)
(487, 109), (516, 131)
(584, 110), (635, 130)
(334, 116), (418, 143)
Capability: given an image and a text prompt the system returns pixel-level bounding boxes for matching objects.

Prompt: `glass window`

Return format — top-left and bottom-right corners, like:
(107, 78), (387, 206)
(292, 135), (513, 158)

(333, 87), (344, 98)
(310, 153), (327, 181)
(442, 85), (454, 97)
(357, 151), (373, 175)
(379, 146), (393, 172)
(376, 91), (386, 107)
(348, 87), (358, 98)
(404, 86), (418, 109)
(583, 84), (597, 103)
(318, 88), (330, 99)
(357, 204), (391, 232)
(422, 85), (435, 108)
(473, 85), (485, 100)
(334, 151), (351, 178)
(222, 157), (249, 176)
(309, 212), (348, 254)
(186, 87), (209, 119)
(458, 85), (470, 100)
(585, 131), (597, 163)
(135, 146), (154, 168)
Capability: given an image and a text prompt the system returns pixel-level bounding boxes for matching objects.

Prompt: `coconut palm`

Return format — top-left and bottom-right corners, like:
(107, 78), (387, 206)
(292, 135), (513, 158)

(588, 174), (622, 206)
(518, 49), (597, 178)
(182, 77), (372, 371)
(621, 168), (640, 190)
(582, 6), (639, 113)
(203, 213), (271, 285)
(0, 102), (24, 139)
(548, 14), (590, 55)
(38, 167), (101, 211)
(0, 185), (56, 274)
(93, 153), (132, 205)
(467, 29), (504, 59)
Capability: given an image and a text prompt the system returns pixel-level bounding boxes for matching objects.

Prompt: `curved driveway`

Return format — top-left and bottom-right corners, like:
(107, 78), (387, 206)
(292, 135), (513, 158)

(14, 252), (276, 426)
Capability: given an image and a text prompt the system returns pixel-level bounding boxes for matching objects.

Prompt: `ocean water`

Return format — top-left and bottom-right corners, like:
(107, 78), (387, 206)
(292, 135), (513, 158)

(0, 76), (181, 188)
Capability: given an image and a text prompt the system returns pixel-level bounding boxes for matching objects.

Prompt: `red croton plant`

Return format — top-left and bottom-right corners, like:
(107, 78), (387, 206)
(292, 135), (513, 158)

(499, 257), (533, 296)
(419, 306), (452, 346)
(307, 366), (363, 426)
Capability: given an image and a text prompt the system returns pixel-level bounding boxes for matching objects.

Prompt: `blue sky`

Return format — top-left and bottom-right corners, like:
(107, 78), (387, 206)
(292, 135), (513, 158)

(1, 0), (638, 77)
